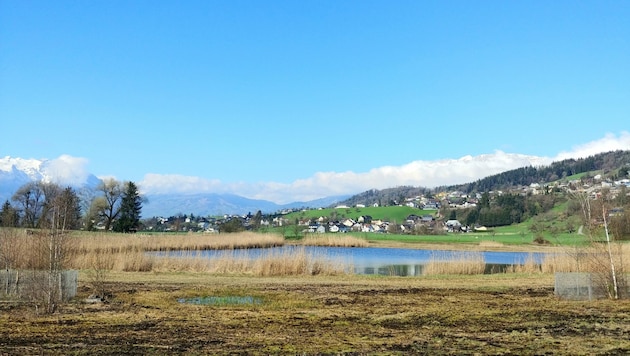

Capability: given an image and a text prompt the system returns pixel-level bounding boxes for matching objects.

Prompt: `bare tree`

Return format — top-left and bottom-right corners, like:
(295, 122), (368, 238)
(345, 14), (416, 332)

(25, 207), (76, 313)
(568, 186), (626, 299)
(93, 178), (125, 231)
(0, 228), (25, 296)
(11, 182), (45, 228)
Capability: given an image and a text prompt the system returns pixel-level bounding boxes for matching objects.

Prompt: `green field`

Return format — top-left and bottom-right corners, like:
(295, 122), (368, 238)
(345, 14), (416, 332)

(277, 203), (596, 247)
(350, 229), (590, 247)
(284, 205), (436, 222)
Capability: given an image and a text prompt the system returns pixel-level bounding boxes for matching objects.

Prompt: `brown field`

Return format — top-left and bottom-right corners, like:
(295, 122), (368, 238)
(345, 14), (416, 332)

(2, 272), (630, 355)
(2, 229), (630, 354)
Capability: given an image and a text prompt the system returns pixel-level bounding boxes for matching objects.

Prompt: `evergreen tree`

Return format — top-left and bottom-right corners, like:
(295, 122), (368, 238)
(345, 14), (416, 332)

(251, 210), (263, 230)
(113, 181), (142, 233)
(0, 200), (19, 227)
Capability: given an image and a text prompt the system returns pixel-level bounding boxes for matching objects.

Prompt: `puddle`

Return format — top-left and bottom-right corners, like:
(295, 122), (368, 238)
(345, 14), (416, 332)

(177, 296), (262, 305)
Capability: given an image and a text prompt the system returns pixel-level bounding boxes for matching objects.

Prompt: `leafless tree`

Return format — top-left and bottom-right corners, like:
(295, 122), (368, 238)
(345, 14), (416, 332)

(11, 182), (45, 228)
(24, 209), (76, 313)
(93, 178), (125, 231)
(568, 186), (626, 299)
(0, 228), (25, 295)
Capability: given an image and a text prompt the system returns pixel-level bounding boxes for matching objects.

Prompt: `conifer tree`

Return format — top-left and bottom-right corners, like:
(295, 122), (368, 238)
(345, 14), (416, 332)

(113, 181), (142, 233)
(0, 200), (19, 227)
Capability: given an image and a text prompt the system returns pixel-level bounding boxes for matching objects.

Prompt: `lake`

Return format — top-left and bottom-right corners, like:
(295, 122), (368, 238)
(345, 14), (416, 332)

(157, 246), (547, 276)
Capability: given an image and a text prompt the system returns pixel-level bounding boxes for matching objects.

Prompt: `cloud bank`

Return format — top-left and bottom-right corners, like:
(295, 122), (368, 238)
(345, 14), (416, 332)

(554, 131), (630, 161)
(41, 155), (91, 186)
(140, 131), (630, 204)
(0, 154), (90, 187)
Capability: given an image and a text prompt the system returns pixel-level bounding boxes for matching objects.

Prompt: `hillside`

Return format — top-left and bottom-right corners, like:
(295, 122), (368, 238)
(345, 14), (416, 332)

(283, 206), (435, 224)
(455, 150), (630, 193)
(338, 150), (630, 207)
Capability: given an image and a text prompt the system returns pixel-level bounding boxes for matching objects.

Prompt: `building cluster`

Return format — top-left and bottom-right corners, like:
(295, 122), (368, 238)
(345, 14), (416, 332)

(141, 174), (630, 234)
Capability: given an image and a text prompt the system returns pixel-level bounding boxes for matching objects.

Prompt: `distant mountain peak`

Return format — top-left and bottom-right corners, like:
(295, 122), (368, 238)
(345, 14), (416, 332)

(0, 156), (44, 180)
(0, 156), (345, 217)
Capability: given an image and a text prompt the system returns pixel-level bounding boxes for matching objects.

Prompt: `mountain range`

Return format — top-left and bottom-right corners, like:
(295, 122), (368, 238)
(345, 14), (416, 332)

(0, 156), (348, 217)
(4, 151), (629, 217)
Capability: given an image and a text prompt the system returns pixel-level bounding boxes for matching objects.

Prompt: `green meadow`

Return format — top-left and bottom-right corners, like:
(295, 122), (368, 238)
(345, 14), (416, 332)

(284, 205), (436, 223)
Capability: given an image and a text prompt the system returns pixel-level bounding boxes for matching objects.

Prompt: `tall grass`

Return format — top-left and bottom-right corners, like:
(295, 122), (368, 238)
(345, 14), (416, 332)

(72, 231), (284, 254)
(423, 251), (486, 275)
(61, 230), (344, 276)
(301, 234), (369, 247)
(540, 243), (630, 274)
(140, 247), (345, 276)
(506, 253), (542, 274)
(67, 231), (287, 272)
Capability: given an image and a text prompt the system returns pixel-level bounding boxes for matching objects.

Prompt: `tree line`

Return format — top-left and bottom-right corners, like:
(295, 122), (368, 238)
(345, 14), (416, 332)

(443, 191), (562, 228)
(342, 150), (630, 208)
(457, 150), (630, 193)
(0, 179), (143, 233)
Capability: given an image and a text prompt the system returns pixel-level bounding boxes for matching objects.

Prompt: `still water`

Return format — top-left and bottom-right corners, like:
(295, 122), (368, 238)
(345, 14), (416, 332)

(160, 246), (546, 276)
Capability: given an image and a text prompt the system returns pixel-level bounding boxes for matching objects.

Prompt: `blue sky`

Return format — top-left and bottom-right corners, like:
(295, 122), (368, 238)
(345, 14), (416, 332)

(1, 1), (629, 203)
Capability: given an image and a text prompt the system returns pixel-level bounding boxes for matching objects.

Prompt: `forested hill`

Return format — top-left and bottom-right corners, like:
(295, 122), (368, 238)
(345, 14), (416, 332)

(338, 150), (630, 207)
(454, 150), (630, 193)
(339, 186), (434, 208)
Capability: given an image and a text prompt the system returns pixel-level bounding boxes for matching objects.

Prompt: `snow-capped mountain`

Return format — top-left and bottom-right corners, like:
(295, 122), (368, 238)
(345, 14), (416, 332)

(0, 156), (347, 216)
(0, 156), (102, 203)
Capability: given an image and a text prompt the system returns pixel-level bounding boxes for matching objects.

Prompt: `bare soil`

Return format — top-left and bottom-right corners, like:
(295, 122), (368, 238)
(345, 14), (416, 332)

(2, 272), (630, 355)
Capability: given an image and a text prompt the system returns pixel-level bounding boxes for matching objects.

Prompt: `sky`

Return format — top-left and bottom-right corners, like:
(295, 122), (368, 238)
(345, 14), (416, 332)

(1, 1), (629, 203)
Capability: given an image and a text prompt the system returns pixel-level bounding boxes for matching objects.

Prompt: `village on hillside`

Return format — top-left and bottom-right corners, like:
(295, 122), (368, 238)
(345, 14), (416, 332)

(143, 174), (630, 235)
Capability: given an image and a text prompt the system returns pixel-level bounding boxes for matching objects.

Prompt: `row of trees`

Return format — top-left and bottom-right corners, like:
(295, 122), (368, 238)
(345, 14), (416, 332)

(1, 179), (143, 312)
(444, 192), (561, 228)
(461, 150), (630, 193)
(1, 182), (82, 231)
(0, 179), (143, 233)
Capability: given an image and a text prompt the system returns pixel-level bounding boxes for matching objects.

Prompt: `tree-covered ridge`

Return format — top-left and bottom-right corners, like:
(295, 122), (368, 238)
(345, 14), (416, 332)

(339, 186), (433, 208)
(456, 150), (630, 193)
(341, 150), (630, 207)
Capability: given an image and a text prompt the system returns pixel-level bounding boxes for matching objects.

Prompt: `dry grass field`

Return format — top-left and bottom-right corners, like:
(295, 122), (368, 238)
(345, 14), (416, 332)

(2, 273), (630, 355)
(2, 229), (630, 354)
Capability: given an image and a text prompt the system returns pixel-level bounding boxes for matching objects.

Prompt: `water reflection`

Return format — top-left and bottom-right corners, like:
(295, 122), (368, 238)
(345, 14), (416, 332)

(159, 246), (547, 277)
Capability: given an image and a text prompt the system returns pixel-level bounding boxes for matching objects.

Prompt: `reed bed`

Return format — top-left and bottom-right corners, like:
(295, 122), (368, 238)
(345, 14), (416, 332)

(66, 229), (344, 276)
(423, 251), (486, 275)
(300, 234), (369, 247)
(506, 253), (543, 274)
(66, 231), (287, 273)
(71, 231), (285, 254)
(539, 243), (630, 274)
(150, 247), (345, 276)
(478, 241), (504, 249)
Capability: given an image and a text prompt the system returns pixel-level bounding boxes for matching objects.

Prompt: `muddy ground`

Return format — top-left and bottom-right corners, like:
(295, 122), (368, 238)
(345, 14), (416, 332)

(1, 273), (630, 355)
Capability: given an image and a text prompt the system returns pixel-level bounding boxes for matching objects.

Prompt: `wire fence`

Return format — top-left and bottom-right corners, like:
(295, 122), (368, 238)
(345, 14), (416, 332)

(0, 269), (78, 302)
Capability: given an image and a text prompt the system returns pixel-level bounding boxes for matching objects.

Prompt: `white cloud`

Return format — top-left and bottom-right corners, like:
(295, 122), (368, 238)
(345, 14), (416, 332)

(139, 173), (227, 194)
(139, 132), (630, 204)
(554, 131), (630, 161)
(41, 155), (90, 186)
(140, 151), (551, 204)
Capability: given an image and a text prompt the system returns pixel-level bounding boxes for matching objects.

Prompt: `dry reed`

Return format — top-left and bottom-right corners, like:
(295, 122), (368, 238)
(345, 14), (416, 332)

(301, 234), (369, 247)
(478, 241), (504, 249)
(539, 243), (630, 274)
(71, 231), (284, 254)
(153, 247), (345, 276)
(423, 251), (486, 275)
(65, 231), (287, 272)
(506, 253), (542, 274)
(62, 230), (344, 276)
